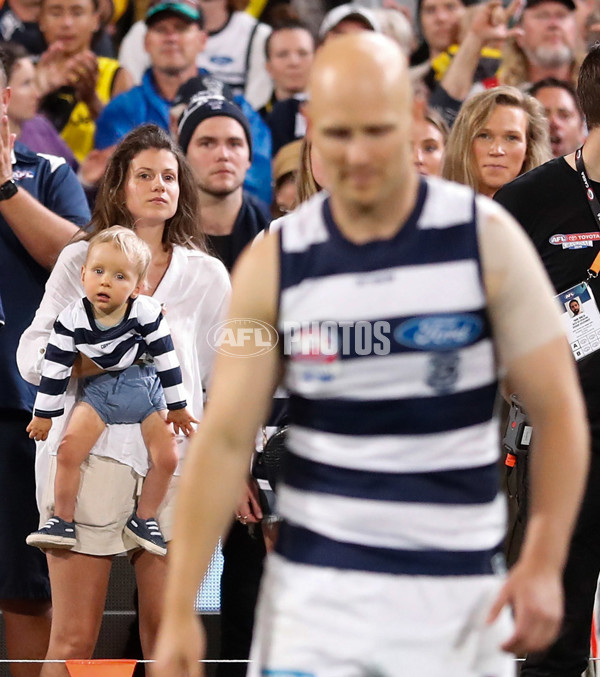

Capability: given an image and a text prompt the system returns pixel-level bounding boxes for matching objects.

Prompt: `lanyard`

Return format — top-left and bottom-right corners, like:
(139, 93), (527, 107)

(575, 147), (600, 279)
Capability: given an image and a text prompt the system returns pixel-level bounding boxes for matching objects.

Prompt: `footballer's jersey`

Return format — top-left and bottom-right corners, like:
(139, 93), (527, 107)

(275, 177), (504, 577)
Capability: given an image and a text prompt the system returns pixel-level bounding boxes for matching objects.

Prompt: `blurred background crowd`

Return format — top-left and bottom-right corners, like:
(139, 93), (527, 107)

(0, 0), (590, 213)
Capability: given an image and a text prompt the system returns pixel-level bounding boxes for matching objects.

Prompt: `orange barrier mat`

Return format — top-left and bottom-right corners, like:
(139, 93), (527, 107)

(66, 660), (137, 677)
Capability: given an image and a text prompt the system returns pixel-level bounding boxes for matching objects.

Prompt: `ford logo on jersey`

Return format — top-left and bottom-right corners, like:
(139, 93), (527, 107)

(210, 55), (234, 65)
(394, 314), (482, 350)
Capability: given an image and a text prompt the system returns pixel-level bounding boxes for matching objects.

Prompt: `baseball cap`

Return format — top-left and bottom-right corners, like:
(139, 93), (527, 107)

(318, 4), (380, 40)
(524, 0), (575, 11)
(178, 95), (253, 159)
(146, 0), (204, 26)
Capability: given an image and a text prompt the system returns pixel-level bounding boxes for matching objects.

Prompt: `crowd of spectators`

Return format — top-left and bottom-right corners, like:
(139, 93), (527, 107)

(0, 0), (588, 209)
(1, 0), (600, 673)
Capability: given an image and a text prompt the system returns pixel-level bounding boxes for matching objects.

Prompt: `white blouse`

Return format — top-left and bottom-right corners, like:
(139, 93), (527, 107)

(17, 240), (231, 498)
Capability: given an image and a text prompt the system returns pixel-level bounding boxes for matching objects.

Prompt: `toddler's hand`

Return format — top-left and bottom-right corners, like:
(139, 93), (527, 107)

(167, 408), (198, 437)
(26, 416), (52, 441)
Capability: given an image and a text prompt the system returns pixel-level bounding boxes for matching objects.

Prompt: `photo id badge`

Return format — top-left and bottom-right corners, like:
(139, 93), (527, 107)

(555, 282), (600, 361)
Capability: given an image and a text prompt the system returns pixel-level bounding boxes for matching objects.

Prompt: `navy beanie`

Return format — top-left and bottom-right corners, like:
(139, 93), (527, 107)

(178, 94), (253, 160)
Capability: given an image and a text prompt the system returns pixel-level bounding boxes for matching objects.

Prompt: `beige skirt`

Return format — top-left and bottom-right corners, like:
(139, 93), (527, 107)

(39, 454), (178, 556)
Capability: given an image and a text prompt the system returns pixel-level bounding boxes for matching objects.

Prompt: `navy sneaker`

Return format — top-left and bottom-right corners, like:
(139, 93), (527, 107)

(26, 516), (77, 549)
(124, 513), (167, 556)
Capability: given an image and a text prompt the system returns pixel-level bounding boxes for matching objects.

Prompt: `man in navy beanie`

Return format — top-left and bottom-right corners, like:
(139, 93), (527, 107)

(178, 93), (266, 267)
(178, 94), (253, 160)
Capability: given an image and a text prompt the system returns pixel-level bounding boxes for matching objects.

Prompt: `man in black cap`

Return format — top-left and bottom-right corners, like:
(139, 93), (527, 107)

(169, 74), (233, 139)
(503, 0), (579, 87)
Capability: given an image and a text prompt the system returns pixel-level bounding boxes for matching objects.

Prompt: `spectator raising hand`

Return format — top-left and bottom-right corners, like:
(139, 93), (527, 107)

(425, 0), (524, 126)
(68, 51), (102, 119)
(35, 41), (81, 95)
(463, 0), (524, 47)
(37, 46), (104, 119)
(35, 0), (133, 162)
(440, 0), (524, 101)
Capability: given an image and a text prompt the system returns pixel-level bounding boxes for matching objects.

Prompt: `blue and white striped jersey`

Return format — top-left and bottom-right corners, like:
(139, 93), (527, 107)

(275, 177), (503, 577)
(34, 295), (187, 418)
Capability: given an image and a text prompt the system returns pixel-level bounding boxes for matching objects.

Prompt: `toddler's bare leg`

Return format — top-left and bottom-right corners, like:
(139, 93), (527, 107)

(137, 410), (177, 519)
(54, 402), (105, 522)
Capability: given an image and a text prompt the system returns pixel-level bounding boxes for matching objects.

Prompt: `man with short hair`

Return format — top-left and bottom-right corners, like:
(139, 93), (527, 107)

(418, 0), (467, 62)
(530, 77), (586, 157)
(258, 20), (314, 154)
(496, 42), (600, 677)
(569, 299), (581, 316)
(258, 21), (314, 118)
(153, 33), (589, 677)
(0, 57), (90, 677)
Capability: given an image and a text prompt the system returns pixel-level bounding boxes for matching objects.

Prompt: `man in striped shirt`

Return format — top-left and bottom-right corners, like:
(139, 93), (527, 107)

(154, 33), (589, 677)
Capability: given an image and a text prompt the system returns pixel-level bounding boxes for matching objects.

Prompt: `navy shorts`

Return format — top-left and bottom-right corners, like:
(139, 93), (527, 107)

(0, 410), (51, 600)
(80, 364), (167, 425)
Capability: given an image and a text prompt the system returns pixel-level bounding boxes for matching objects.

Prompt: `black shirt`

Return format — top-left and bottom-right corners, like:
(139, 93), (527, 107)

(495, 156), (600, 441)
(496, 157), (600, 293)
(206, 234), (234, 271)
(205, 192), (270, 272)
(266, 97), (305, 156)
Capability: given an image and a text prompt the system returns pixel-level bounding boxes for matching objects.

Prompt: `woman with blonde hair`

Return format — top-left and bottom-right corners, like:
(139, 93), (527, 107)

(442, 85), (551, 197)
(413, 106), (449, 177)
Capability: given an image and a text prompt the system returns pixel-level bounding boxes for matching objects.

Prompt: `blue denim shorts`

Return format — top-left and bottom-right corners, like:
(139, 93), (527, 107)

(80, 364), (167, 425)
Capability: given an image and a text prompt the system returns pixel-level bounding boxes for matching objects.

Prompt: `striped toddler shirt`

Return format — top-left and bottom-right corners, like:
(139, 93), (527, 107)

(34, 295), (187, 418)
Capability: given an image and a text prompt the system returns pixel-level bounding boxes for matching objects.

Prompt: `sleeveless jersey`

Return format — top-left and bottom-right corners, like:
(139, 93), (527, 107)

(198, 11), (259, 96)
(275, 177), (504, 577)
